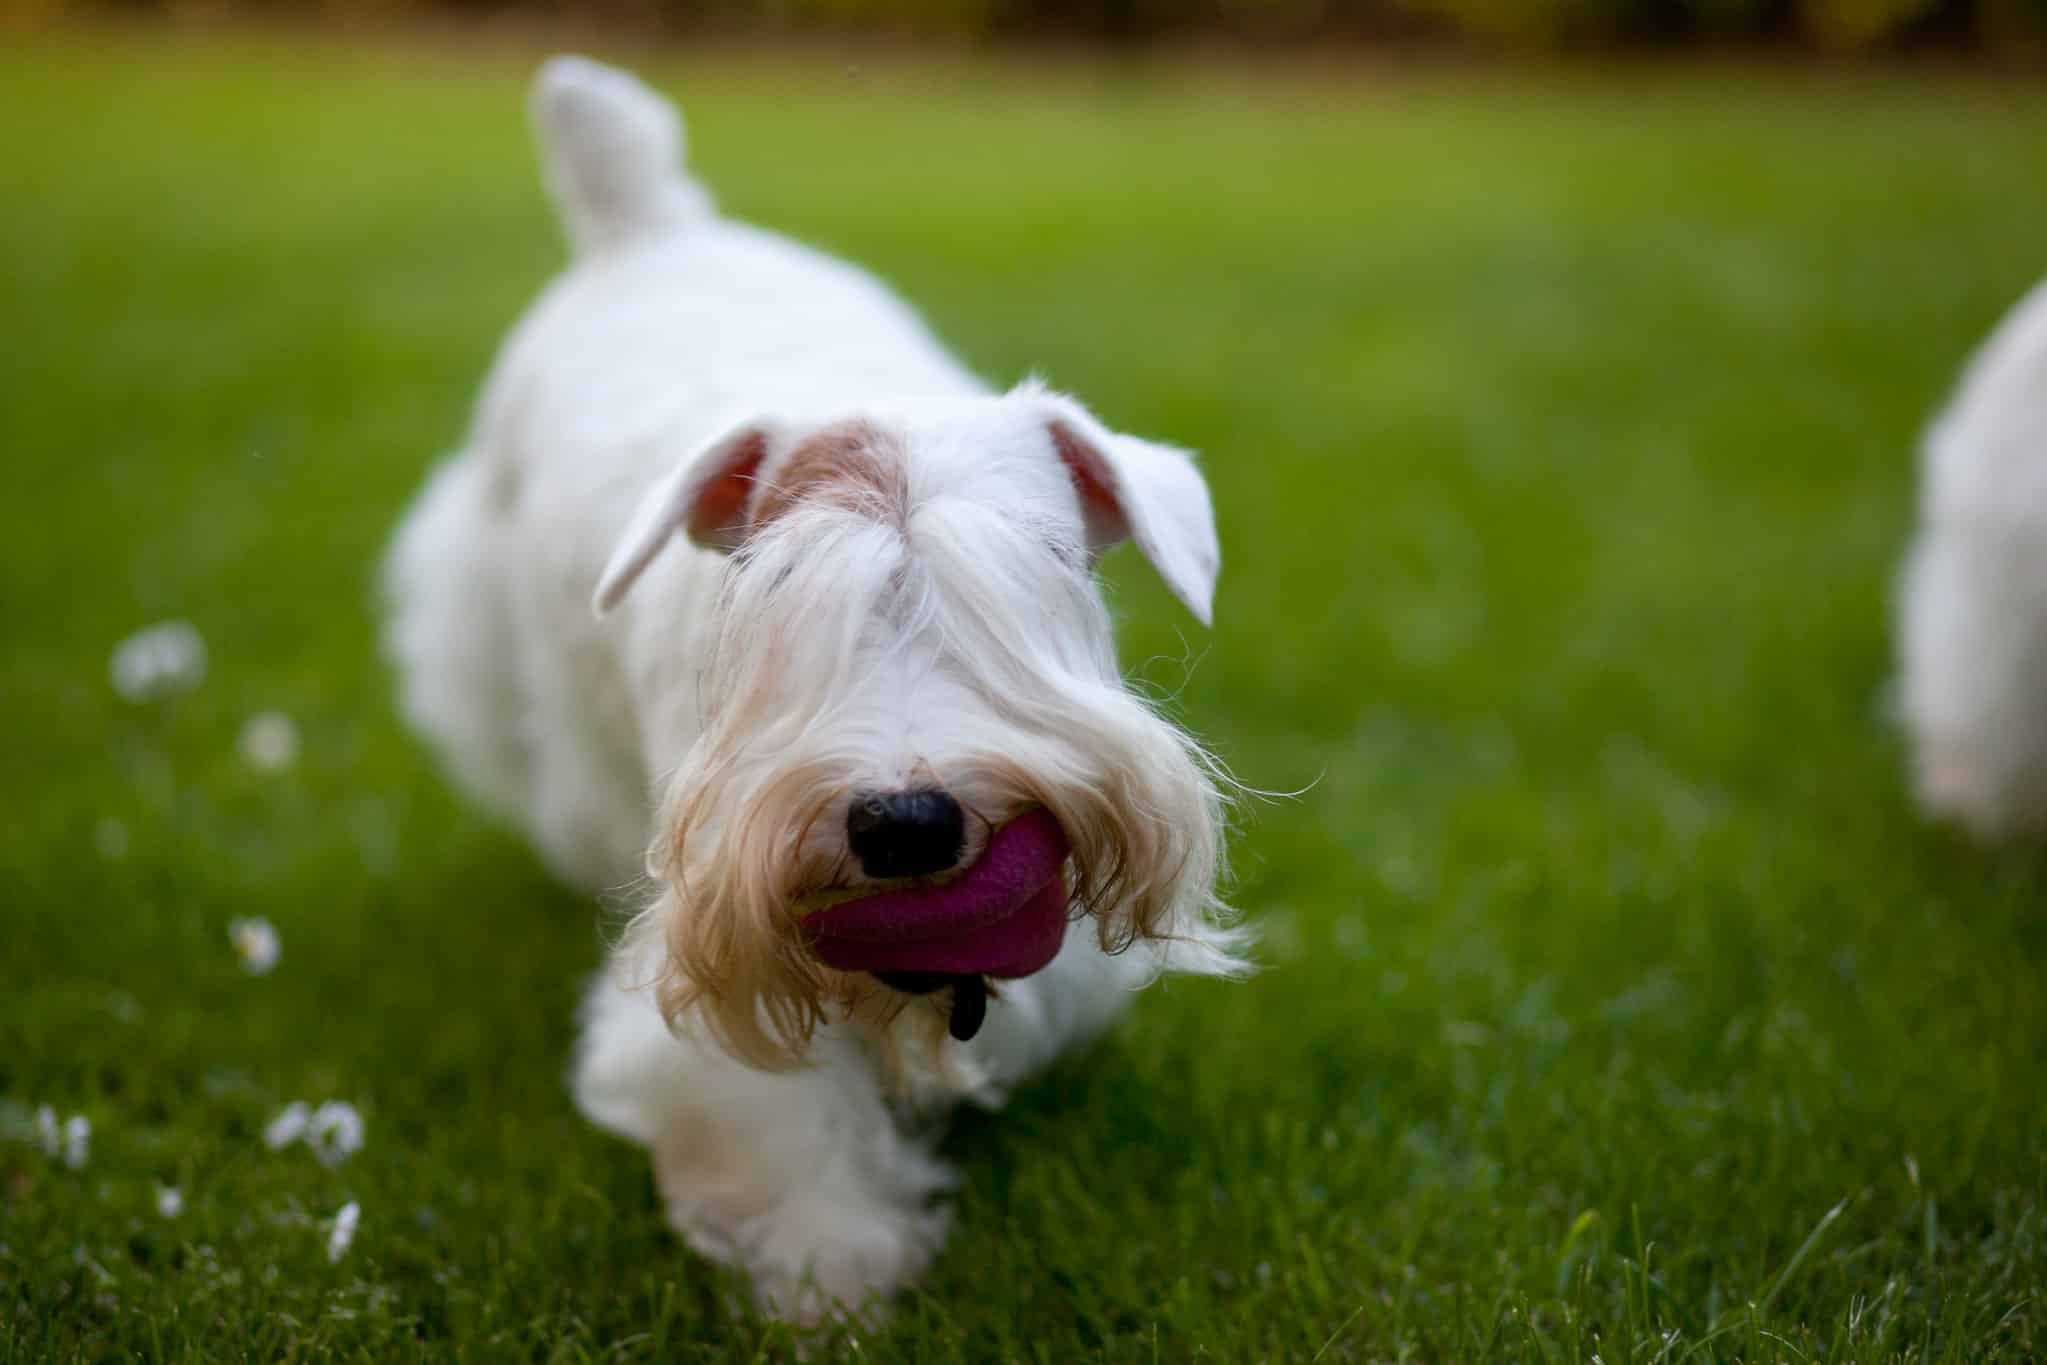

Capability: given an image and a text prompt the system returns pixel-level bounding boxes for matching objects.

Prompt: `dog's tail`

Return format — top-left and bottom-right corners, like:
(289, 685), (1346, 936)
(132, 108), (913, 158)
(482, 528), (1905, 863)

(531, 55), (712, 257)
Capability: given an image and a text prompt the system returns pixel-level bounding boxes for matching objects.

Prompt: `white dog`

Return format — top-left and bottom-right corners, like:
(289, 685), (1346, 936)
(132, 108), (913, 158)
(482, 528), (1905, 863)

(1898, 275), (2047, 839)
(383, 56), (1248, 1322)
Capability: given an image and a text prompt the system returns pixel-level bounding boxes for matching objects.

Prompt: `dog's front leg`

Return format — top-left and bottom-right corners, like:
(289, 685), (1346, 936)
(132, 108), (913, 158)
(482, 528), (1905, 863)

(576, 981), (955, 1325)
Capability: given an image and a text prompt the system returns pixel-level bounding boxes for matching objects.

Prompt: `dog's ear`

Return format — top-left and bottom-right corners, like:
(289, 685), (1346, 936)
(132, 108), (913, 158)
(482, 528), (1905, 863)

(593, 421), (780, 615)
(1036, 395), (1220, 627)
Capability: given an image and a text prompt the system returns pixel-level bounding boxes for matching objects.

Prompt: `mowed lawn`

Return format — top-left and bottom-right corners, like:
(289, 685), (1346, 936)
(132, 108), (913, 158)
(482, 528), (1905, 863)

(4, 30), (2047, 1361)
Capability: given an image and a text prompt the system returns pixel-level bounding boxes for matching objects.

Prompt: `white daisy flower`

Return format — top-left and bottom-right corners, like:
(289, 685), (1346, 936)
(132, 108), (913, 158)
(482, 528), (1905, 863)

(327, 1200), (360, 1263)
(108, 620), (207, 703)
(308, 1101), (364, 1167)
(34, 1106), (59, 1157)
(229, 917), (281, 975)
(262, 1101), (311, 1150)
(62, 1115), (90, 1170)
(156, 1186), (184, 1218)
(237, 712), (299, 773)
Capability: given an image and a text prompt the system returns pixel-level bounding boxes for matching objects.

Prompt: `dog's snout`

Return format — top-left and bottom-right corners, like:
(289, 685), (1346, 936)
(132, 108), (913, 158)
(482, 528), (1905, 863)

(846, 788), (966, 879)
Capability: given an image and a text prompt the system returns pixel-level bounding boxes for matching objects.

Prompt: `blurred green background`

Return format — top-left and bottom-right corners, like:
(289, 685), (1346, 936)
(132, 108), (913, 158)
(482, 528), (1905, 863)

(4, 11), (2047, 1363)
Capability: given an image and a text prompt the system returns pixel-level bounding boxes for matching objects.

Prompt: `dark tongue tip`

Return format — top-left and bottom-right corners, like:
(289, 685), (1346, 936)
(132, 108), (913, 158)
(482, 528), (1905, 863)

(873, 970), (989, 1041)
(947, 975), (988, 1041)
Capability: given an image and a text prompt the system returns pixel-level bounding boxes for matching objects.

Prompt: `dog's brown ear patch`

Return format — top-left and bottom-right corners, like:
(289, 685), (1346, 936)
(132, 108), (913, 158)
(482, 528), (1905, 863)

(754, 420), (907, 528)
(593, 416), (913, 616)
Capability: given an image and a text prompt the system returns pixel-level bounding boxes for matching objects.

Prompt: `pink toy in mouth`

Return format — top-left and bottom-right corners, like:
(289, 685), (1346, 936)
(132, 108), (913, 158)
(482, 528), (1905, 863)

(801, 808), (1072, 995)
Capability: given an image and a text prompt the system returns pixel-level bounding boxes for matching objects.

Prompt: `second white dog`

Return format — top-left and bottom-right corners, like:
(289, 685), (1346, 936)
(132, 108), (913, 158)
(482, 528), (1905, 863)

(1898, 275), (2047, 839)
(384, 56), (1248, 1321)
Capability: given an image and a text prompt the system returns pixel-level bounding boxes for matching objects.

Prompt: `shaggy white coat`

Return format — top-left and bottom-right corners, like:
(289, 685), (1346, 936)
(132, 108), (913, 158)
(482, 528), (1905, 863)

(384, 55), (1246, 1322)
(1899, 275), (2047, 839)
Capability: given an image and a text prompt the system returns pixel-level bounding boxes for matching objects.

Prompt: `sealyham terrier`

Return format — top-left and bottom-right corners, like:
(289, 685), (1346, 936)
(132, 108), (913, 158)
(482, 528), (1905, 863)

(1898, 275), (2047, 840)
(383, 56), (1249, 1322)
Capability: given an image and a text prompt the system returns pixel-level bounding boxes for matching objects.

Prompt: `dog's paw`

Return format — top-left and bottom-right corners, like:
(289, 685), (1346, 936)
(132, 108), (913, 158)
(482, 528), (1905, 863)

(704, 1196), (952, 1328)
(1913, 737), (2047, 841)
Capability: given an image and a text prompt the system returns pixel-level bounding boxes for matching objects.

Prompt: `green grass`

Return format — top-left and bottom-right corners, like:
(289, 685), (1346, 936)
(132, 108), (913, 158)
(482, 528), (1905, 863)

(5, 29), (2047, 1361)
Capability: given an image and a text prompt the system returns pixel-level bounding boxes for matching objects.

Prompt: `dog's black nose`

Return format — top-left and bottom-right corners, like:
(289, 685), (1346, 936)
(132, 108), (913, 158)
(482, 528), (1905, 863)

(846, 788), (966, 879)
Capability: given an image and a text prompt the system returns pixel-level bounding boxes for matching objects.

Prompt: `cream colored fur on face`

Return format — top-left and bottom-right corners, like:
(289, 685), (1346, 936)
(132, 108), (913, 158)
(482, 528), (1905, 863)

(1899, 276), (2047, 840)
(383, 55), (1248, 1324)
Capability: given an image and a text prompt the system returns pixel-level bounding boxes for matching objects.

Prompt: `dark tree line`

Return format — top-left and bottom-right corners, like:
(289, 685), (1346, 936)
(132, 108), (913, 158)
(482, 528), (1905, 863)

(54, 0), (2047, 51)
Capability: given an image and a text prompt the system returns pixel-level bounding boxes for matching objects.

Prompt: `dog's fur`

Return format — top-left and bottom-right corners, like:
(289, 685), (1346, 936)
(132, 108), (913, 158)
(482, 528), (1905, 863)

(384, 56), (1247, 1321)
(1898, 275), (2047, 840)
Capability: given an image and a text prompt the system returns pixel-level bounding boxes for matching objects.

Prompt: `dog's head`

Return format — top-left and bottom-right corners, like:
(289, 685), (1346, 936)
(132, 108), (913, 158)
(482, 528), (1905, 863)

(595, 380), (1242, 1067)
